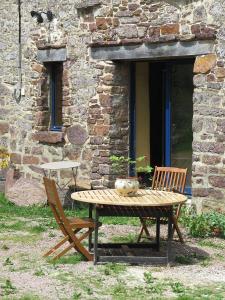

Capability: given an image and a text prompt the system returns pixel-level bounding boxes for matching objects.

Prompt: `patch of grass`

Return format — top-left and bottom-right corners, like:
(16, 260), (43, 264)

(53, 271), (75, 283)
(101, 263), (127, 276)
(28, 225), (48, 234)
(170, 281), (186, 294)
(111, 233), (138, 243)
(144, 272), (165, 295)
(0, 279), (16, 296)
(34, 269), (45, 277)
(109, 277), (166, 299)
(175, 255), (193, 265)
(144, 271), (154, 284)
(49, 253), (84, 265)
(1, 233), (40, 244)
(214, 253), (225, 261)
(0, 193), (138, 228)
(18, 295), (41, 300)
(0, 220), (49, 235)
(3, 257), (13, 266)
(0, 193), (142, 237)
(111, 280), (128, 299)
(1, 244), (9, 250)
(175, 252), (209, 266)
(102, 216), (139, 226)
(72, 291), (82, 300)
(176, 283), (225, 300)
(198, 239), (225, 249)
(0, 193), (73, 220)
(0, 221), (27, 232)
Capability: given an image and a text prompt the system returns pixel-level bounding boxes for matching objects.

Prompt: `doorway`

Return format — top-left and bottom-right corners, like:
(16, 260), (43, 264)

(130, 59), (194, 193)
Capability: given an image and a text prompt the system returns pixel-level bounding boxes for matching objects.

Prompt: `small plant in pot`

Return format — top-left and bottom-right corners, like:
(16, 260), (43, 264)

(109, 155), (153, 197)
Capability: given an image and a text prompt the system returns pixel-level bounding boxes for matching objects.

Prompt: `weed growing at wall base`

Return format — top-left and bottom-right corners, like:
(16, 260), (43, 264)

(180, 208), (225, 238)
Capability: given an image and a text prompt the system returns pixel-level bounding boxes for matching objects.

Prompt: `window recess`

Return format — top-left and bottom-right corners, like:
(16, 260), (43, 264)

(49, 62), (63, 131)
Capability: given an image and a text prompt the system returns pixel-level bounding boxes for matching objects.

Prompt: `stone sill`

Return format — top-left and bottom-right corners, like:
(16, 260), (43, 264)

(32, 131), (64, 144)
(75, 0), (101, 9)
(90, 35), (216, 48)
(37, 43), (66, 50)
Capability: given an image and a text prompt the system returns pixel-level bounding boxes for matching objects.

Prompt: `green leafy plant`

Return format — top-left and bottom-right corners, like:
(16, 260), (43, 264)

(3, 257), (13, 266)
(170, 281), (185, 294)
(144, 271), (154, 284)
(0, 279), (16, 296)
(109, 155), (152, 177)
(205, 211), (225, 236)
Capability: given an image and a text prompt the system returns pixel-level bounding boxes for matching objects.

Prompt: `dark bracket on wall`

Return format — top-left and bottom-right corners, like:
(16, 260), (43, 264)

(30, 10), (54, 23)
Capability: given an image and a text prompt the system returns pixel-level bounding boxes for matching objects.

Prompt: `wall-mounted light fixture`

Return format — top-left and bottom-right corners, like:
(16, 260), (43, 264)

(30, 10), (54, 23)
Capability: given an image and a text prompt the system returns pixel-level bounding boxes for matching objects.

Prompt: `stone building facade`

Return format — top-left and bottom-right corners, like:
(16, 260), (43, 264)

(1, 0), (225, 210)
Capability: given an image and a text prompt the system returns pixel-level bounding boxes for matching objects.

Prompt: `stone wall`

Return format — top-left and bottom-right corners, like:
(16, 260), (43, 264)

(1, 0), (225, 210)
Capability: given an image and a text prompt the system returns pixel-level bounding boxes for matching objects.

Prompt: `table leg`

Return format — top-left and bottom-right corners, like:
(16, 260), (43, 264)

(156, 217), (160, 251)
(88, 204), (93, 252)
(72, 167), (78, 190)
(167, 211), (173, 265)
(94, 207), (99, 265)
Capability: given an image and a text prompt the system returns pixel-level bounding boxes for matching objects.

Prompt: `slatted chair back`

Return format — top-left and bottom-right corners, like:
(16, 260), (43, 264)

(152, 166), (187, 193)
(43, 177), (73, 237)
(137, 166), (188, 243)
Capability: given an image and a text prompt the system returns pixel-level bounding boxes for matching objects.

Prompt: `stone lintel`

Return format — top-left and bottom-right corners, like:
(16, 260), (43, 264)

(32, 131), (64, 144)
(37, 48), (67, 62)
(75, 0), (101, 9)
(90, 40), (215, 61)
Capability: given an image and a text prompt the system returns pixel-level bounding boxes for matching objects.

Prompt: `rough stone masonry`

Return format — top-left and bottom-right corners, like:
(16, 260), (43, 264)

(1, 0), (225, 211)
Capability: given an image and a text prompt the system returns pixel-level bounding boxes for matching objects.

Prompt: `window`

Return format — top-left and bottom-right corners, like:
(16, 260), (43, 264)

(49, 62), (63, 131)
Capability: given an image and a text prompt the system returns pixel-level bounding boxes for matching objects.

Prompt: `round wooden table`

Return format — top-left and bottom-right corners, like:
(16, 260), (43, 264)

(71, 189), (187, 265)
(71, 189), (187, 207)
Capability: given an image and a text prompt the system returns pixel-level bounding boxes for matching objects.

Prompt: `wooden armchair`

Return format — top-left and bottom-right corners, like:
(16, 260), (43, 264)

(43, 177), (101, 261)
(137, 166), (187, 243)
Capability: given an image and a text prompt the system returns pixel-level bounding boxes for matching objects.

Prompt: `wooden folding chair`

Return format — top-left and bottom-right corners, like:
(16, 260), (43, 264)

(43, 177), (101, 261)
(137, 166), (187, 243)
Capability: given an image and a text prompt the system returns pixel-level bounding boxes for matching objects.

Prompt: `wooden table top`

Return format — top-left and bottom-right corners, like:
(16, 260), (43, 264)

(40, 161), (80, 170)
(71, 189), (187, 207)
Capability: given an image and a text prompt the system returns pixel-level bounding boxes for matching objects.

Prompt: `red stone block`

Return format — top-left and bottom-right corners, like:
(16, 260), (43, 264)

(161, 24), (179, 35)
(23, 155), (39, 165)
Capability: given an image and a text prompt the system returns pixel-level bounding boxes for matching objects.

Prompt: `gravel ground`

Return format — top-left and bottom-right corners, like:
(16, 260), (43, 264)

(0, 222), (225, 299)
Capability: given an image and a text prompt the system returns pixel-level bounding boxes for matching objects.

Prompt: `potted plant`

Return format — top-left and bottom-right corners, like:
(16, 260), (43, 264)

(0, 147), (10, 193)
(109, 155), (152, 196)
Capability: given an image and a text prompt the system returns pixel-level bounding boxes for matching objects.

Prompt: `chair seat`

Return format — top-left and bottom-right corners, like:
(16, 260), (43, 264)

(69, 217), (101, 228)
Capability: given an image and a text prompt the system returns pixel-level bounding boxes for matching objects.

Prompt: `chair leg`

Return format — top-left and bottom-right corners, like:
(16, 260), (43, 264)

(137, 225), (144, 243)
(52, 231), (94, 261)
(78, 228), (94, 242)
(137, 218), (152, 242)
(71, 233), (94, 261)
(44, 228), (94, 261)
(172, 216), (184, 243)
(43, 235), (69, 257)
(53, 242), (76, 260)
